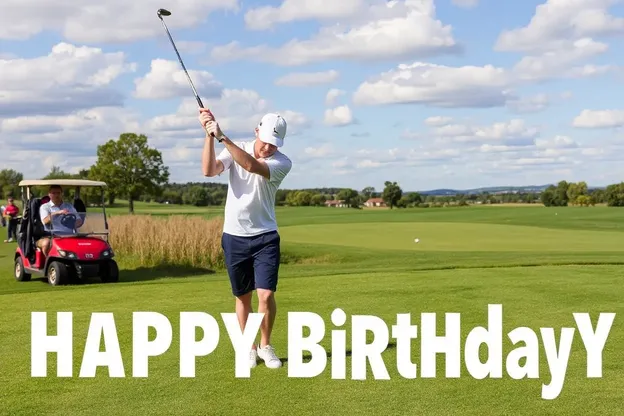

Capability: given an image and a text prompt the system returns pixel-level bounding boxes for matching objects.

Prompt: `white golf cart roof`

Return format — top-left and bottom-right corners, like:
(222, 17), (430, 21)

(19, 179), (107, 187)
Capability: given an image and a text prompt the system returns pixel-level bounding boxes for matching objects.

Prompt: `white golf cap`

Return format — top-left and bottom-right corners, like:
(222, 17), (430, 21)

(257, 113), (287, 147)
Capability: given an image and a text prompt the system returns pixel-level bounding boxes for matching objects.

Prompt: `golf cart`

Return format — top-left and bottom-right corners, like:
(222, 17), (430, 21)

(13, 179), (119, 285)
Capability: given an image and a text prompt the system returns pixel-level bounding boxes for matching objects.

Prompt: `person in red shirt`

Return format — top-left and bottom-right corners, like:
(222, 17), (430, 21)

(3, 197), (19, 243)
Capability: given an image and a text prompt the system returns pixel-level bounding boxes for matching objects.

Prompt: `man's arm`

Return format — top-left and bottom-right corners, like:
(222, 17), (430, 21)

(40, 205), (52, 225)
(202, 133), (226, 177)
(220, 136), (271, 179)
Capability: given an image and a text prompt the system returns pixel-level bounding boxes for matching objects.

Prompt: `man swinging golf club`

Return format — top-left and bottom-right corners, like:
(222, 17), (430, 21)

(199, 108), (292, 369)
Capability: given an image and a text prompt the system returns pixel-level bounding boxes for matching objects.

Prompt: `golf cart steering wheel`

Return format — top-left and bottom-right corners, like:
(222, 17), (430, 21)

(60, 213), (77, 229)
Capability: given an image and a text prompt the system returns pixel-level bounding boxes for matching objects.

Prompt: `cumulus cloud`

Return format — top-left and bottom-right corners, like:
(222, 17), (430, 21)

(133, 59), (222, 100)
(212, 0), (460, 66)
(352, 37), (614, 108)
(0, 107), (143, 175)
(244, 0), (364, 30)
(0, 0), (239, 43)
(495, 0), (624, 53)
(352, 62), (513, 107)
(325, 89), (345, 106)
(0, 43), (136, 117)
(324, 105), (354, 126)
(572, 109), (624, 128)
(145, 88), (310, 145)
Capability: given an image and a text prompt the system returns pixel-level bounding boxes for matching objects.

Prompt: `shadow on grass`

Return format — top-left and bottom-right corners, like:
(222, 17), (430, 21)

(120, 265), (217, 282)
(278, 341), (397, 364)
(26, 263), (218, 286)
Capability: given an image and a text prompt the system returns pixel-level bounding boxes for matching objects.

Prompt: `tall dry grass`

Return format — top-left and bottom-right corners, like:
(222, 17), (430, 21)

(108, 215), (225, 270)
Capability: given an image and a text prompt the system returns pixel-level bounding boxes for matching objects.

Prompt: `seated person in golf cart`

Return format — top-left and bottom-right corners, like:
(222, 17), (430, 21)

(36, 184), (83, 256)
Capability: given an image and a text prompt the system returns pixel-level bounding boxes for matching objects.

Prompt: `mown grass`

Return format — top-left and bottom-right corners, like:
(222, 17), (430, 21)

(0, 203), (623, 415)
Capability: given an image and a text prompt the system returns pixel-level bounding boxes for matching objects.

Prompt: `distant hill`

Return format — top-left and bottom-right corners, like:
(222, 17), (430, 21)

(416, 185), (552, 196)
(415, 184), (606, 196)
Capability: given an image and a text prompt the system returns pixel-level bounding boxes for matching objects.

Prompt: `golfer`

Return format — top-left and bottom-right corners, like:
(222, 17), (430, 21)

(199, 108), (292, 369)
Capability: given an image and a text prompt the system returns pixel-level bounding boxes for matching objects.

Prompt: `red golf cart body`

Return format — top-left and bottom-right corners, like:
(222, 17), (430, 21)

(13, 179), (119, 285)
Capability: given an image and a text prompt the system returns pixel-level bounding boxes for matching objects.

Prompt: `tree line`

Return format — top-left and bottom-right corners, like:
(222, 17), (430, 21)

(1, 133), (623, 211)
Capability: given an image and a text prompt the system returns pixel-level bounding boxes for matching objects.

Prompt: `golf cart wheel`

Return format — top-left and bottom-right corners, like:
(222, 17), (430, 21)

(47, 261), (69, 286)
(14, 257), (31, 282)
(101, 260), (119, 283)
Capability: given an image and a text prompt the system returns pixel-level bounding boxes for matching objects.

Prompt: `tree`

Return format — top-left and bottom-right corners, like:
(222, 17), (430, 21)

(337, 188), (360, 208)
(382, 181), (402, 209)
(567, 181), (588, 205)
(0, 169), (23, 199)
(605, 182), (624, 207)
(361, 186), (375, 200)
(89, 133), (169, 214)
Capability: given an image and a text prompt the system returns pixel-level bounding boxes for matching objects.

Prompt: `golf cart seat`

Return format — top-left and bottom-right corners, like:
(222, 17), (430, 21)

(73, 197), (86, 222)
(17, 196), (51, 262)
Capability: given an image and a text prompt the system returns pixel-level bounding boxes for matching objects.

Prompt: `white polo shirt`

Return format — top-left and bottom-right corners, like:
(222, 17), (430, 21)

(217, 140), (292, 237)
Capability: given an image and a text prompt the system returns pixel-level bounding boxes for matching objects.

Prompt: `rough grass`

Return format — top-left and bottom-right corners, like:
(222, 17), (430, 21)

(108, 214), (225, 270)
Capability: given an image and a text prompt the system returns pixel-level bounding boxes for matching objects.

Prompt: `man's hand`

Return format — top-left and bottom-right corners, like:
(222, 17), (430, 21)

(205, 120), (224, 139)
(198, 109), (223, 138)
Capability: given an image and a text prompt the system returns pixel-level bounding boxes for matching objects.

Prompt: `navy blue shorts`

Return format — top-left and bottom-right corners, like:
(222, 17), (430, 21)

(221, 230), (281, 297)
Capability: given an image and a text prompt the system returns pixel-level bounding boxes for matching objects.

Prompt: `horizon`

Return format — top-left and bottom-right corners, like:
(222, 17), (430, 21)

(2, 0), (624, 191)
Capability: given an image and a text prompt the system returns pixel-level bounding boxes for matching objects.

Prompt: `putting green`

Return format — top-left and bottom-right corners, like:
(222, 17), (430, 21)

(279, 221), (624, 251)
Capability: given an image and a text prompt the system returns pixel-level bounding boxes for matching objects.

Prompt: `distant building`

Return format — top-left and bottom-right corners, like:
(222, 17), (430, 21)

(325, 199), (348, 208)
(364, 197), (386, 207)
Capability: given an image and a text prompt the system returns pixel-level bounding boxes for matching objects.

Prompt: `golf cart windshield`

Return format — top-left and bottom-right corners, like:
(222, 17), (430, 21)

(46, 212), (109, 237)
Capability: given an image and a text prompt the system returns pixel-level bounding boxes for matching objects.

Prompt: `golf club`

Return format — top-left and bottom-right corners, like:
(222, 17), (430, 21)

(156, 8), (219, 140)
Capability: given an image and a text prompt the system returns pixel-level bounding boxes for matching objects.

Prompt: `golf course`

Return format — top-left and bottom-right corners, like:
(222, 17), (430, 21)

(1, 203), (623, 415)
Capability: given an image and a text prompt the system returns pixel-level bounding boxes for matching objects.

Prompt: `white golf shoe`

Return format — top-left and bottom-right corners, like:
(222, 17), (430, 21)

(257, 344), (282, 369)
(250, 348), (258, 368)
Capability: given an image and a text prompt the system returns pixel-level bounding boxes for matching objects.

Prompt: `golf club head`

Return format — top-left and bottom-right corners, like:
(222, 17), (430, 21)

(157, 8), (171, 18)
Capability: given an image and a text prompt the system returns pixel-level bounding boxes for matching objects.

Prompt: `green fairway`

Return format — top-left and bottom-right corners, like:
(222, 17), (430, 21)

(280, 221), (624, 251)
(1, 204), (623, 415)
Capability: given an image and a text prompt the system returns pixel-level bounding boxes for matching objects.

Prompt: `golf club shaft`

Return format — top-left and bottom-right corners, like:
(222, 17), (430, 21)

(158, 16), (215, 138)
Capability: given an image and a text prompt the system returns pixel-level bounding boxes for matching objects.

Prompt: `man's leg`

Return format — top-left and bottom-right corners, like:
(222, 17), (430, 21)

(36, 238), (51, 256)
(252, 231), (282, 369)
(222, 232), (258, 368)
(7, 219), (17, 241)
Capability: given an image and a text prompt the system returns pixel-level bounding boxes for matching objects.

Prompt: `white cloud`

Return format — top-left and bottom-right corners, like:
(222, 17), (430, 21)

(0, 107), (143, 176)
(324, 105), (354, 126)
(434, 119), (539, 147)
(0, 0), (239, 43)
(133, 59), (222, 100)
(572, 109), (624, 128)
(145, 89), (310, 145)
(352, 38), (612, 108)
(535, 135), (579, 149)
(325, 89), (346, 106)
(275, 70), (339, 86)
(244, 0), (364, 30)
(212, 0), (459, 66)
(352, 62), (512, 107)
(495, 0), (624, 53)
(512, 38), (613, 81)
(0, 43), (136, 117)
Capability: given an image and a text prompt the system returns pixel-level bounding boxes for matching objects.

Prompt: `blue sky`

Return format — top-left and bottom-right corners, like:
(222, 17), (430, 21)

(1, 0), (624, 192)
